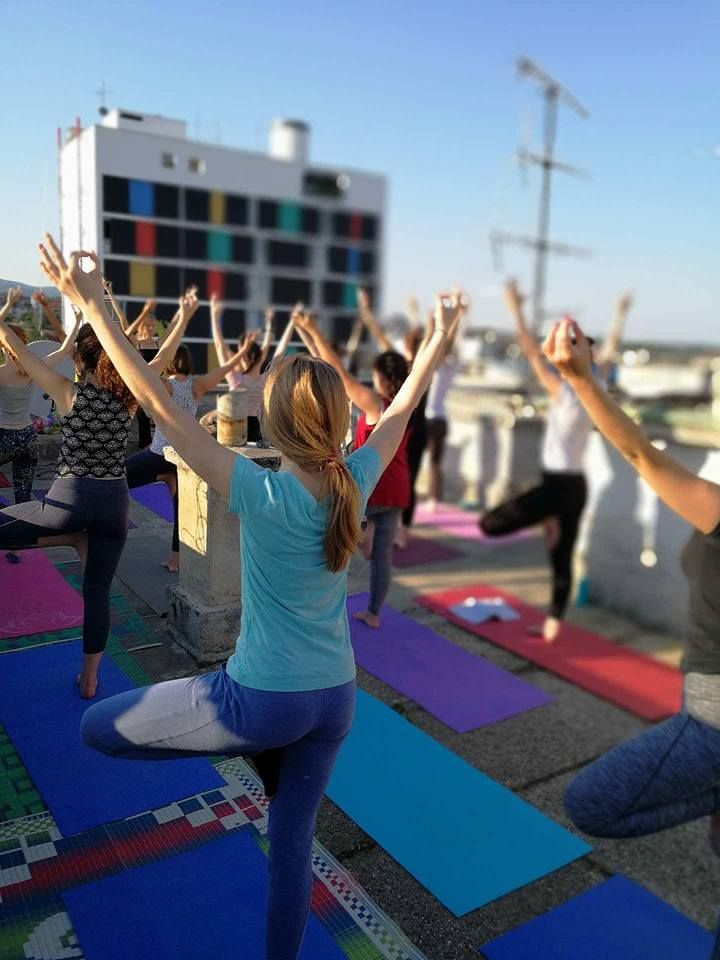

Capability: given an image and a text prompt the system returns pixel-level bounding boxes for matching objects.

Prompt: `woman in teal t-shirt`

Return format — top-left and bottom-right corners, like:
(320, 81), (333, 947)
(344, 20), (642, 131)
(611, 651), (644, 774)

(40, 236), (453, 960)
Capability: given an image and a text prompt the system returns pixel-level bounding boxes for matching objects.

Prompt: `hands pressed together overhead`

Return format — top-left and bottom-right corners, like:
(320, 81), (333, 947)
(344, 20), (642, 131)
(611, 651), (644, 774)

(542, 316), (594, 382)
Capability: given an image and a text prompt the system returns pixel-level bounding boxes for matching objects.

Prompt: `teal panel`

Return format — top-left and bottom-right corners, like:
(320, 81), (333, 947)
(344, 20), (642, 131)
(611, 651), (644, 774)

(207, 230), (232, 263)
(278, 202), (301, 232)
(342, 283), (357, 309)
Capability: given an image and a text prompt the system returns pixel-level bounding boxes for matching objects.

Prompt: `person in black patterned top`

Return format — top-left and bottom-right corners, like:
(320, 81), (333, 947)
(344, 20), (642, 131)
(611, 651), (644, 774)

(0, 305), (137, 699)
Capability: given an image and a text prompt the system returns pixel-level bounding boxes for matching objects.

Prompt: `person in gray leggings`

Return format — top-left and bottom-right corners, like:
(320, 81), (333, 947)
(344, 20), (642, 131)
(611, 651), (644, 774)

(544, 316), (720, 955)
(0, 302), (136, 699)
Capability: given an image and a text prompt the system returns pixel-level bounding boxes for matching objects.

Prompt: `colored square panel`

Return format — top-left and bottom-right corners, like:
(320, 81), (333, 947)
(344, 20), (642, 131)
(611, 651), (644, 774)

(362, 215), (378, 241)
(225, 272), (247, 301)
(332, 212), (350, 238)
(183, 267), (207, 299)
(226, 194), (248, 225)
(103, 175), (129, 213)
(207, 269), (225, 299)
(185, 188), (210, 222)
(278, 202), (301, 232)
(104, 218), (135, 255)
(184, 228), (208, 261)
(271, 277), (311, 305)
(232, 235), (254, 264)
(156, 265), (182, 298)
(342, 283), (358, 309)
(267, 240), (309, 268)
(323, 281), (344, 307)
(130, 261), (156, 297)
(349, 213), (363, 240)
(103, 259), (130, 295)
(301, 206), (320, 234)
(207, 230), (232, 263)
(258, 200), (278, 229)
(222, 308), (245, 339)
(154, 184), (180, 219)
(157, 224), (180, 258)
(135, 222), (156, 257)
(209, 191), (225, 224)
(129, 180), (154, 217)
(347, 249), (361, 274)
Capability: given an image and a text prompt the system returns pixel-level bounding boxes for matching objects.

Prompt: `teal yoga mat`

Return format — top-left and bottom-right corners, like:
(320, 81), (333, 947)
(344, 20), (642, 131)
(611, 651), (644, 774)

(327, 691), (590, 916)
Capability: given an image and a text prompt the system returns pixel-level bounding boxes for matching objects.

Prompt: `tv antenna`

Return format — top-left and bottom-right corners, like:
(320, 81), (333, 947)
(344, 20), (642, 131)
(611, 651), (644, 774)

(491, 57), (592, 332)
(96, 82), (113, 116)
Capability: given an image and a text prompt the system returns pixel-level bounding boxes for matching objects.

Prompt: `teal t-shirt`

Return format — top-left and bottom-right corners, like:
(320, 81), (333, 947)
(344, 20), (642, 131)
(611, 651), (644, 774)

(226, 445), (382, 691)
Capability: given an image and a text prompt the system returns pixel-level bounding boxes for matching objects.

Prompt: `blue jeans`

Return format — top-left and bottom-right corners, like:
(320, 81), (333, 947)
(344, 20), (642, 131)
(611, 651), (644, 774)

(366, 505), (400, 615)
(81, 669), (355, 960)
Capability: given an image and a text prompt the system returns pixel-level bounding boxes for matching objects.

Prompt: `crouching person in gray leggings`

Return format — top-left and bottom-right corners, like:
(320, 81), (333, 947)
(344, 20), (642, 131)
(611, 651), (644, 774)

(0, 305), (136, 699)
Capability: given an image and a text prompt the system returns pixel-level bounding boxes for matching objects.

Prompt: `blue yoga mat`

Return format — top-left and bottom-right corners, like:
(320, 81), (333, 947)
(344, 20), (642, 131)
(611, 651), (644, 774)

(327, 690), (590, 916)
(130, 482), (174, 523)
(481, 875), (714, 959)
(64, 829), (345, 959)
(0, 641), (223, 835)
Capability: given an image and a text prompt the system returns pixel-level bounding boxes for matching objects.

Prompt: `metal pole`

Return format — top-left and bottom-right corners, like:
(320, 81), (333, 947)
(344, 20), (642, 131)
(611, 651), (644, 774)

(532, 87), (558, 334)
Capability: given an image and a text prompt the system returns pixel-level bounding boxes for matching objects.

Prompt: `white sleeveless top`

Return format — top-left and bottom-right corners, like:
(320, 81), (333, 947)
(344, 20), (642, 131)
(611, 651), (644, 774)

(151, 378), (198, 457)
(541, 382), (595, 474)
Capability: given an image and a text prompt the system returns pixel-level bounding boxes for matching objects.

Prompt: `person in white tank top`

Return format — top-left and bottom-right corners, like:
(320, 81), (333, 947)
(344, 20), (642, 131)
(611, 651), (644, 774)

(479, 281), (633, 643)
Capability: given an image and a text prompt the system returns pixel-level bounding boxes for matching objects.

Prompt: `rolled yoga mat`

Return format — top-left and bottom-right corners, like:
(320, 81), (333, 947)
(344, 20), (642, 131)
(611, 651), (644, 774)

(0, 640), (223, 835)
(417, 584), (682, 721)
(327, 690), (590, 916)
(348, 594), (551, 732)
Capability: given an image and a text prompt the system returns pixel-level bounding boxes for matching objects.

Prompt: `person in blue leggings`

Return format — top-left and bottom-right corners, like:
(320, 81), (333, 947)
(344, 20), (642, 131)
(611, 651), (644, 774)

(39, 235), (456, 960)
(543, 316), (720, 953)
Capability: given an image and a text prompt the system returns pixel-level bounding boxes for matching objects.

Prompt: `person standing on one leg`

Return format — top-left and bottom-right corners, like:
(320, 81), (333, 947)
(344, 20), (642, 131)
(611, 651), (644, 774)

(479, 281), (632, 642)
(38, 235), (450, 960)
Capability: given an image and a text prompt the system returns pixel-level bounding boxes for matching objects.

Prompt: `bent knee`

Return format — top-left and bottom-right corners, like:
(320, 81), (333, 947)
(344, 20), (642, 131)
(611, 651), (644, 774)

(479, 513), (501, 537)
(80, 704), (120, 756)
(564, 775), (626, 839)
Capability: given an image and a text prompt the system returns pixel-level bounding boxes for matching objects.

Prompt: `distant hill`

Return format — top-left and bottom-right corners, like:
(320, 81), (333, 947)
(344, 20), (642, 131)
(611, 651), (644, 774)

(0, 279), (57, 298)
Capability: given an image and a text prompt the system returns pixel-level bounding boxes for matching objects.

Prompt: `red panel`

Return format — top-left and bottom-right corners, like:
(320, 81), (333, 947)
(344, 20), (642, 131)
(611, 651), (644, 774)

(135, 221), (156, 257)
(207, 269), (225, 299)
(349, 213), (363, 240)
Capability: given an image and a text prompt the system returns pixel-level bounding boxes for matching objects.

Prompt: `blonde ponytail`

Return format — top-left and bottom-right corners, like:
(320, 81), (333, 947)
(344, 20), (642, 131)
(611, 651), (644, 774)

(263, 356), (363, 573)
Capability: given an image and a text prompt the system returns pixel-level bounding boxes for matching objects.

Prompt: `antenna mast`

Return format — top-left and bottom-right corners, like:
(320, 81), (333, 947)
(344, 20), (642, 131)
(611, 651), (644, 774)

(492, 57), (591, 332)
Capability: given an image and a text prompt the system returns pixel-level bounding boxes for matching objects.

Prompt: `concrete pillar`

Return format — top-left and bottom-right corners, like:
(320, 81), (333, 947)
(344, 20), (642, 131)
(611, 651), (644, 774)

(164, 445), (281, 664)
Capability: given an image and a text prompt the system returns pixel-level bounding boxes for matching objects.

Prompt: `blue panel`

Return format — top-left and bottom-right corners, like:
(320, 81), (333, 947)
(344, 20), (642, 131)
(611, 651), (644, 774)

(129, 179), (155, 217)
(347, 248), (361, 274)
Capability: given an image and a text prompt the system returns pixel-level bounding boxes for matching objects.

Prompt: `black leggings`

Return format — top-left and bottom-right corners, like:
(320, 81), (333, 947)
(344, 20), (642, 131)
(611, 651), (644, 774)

(402, 419), (428, 528)
(0, 476), (129, 654)
(136, 408), (153, 449)
(479, 471), (587, 619)
(126, 449), (179, 552)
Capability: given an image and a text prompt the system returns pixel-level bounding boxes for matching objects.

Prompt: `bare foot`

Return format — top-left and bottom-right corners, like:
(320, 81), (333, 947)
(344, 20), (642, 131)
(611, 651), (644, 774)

(543, 616), (561, 643)
(394, 526), (409, 550)
(161, 552), (180, 572)
(425, 498), (439, 514)
(709, 813), (720, 858)
(75, 673), (98, 699)
(543, 516), (560, 552)
(353, 610), (381, 629)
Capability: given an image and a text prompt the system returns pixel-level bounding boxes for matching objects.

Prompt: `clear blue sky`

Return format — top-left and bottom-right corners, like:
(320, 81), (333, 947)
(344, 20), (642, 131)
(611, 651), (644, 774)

(3, 0), (719, 342)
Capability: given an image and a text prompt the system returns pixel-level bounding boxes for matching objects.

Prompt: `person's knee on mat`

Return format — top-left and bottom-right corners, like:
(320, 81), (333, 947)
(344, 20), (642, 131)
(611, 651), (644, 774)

(80, 702), (123, 757)
(563, 773), (627, 839)
(478, 512), (502, 537)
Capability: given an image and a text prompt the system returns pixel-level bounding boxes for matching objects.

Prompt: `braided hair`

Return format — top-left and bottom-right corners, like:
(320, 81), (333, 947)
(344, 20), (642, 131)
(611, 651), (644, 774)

(373, 350), (408, 401)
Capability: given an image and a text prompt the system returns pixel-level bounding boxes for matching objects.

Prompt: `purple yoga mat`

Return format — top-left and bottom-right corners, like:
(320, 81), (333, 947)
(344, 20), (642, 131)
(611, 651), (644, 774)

(415, 503), (529, 544)
(130, 483), (174, 523)
(348, 594), (551, 732)
(393, 536), (463, 568)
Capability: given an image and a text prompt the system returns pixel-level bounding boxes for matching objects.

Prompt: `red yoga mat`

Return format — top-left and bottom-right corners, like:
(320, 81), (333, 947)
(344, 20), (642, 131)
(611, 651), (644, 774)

(0, 550), (84, 639)
(416, 584), (682, 721)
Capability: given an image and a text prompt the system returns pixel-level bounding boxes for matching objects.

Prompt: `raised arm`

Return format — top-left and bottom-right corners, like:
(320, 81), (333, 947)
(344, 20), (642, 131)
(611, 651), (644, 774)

(366, 295), (457, 472)
(102, 279), (128, 331)
(210, 294), (232, 366)
(0, 288), (75, 413)
(504, 280), (562, 398)
(543, 317), (720, 534)
(32, 291), (65, 342)
(268, 312), (295, 368)
(294, 322), (320, 358)
(193, 345), (250, 398)
(344, 312), (365, 364)
(39, 239), (236, 497)
(294, 311), (381, 419)
(149, 291), (198, 372)
(125, 299), (156, 341)
(596, 292), (632, 372)
(257, 309), (274, 368)
(44, 307), (82, 369)
(357, 287), (393, 353)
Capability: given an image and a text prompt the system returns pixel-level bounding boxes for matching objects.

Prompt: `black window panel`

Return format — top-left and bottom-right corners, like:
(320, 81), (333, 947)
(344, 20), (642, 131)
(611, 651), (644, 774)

(271, 277), (311, 305)
(103, 258), (129, 294)
(184, 228), (208, 261)
(301, 207), (320, 234)
(232, 235), (254, 264)
(360, 250), (375, 274)
(362, 215), (378, 241)
(103, 175), (129, 213)
(156, 265), (182, 298)
(154, 183), (180, 219)
(154, 302), (178, 326)
(327, 247), (348, 273)
(185, 188), (210, 222)
(187, 307), (209, 340)
(186, 341), (208, 375)
(183, 267), (207, 299)
(323, 281), (344, 307)
(330, 315), (355, 344)
(104, 218), (135, 256)
(267, 240), (309, 268)
(303, 172), (342, 199)
(156, 225), (180, 259)
(332, 213), (350, 238)
(270, 310), (291, 341)
(258, 200), (278, 229)
(221, 308), (245, 341)
(226, 194), (248, 225)
(225, 272), (247, 301)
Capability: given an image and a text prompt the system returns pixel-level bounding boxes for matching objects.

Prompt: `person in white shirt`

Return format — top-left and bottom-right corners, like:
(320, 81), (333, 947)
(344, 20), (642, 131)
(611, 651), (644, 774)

(479, 281), (632, 642)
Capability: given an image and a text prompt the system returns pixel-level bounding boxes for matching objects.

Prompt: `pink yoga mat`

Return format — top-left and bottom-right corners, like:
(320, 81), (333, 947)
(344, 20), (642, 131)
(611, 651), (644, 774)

(417, 584), (682, 721)
(393, 536), (463, 568)
(0, 551), (84, 639)
(415, 503), (529, 544)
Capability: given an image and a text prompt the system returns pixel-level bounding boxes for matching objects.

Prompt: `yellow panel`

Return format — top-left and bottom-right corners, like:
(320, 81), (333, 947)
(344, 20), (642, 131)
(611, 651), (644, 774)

(207, 343), (219, 370)
(210, 191), (225, 224)
(129, 261), (156, 297)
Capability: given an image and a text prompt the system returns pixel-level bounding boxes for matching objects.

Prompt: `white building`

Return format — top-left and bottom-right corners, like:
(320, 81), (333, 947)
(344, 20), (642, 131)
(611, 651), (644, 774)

(59, 109), (386, 370)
